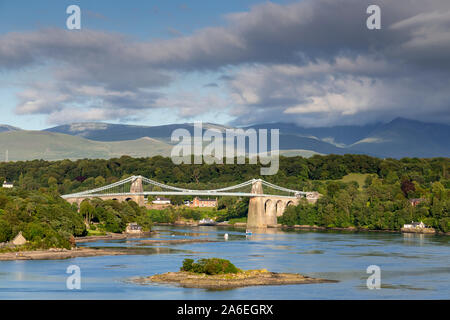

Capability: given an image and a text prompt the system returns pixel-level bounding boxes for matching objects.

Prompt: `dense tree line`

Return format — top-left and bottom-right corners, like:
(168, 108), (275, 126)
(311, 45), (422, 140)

(0, 155), (447, 195)
(0, 188), (86, 249)
(0, 154), (448, 242)
(279, 177), (449, 233)
(0, 189), (153, 249)
(79, 198), (152, 233)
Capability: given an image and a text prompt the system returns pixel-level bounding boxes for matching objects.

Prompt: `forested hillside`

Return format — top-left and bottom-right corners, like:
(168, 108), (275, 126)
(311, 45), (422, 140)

(0, 154), (447, 194)
(0, 154), (448, 243)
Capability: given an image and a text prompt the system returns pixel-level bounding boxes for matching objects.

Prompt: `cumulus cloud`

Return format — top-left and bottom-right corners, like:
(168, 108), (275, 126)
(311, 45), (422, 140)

(0, 0), (449, 125)
(227, 57), (450, 126)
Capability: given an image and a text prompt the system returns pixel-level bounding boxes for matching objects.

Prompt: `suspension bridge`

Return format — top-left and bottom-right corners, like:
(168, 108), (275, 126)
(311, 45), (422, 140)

(61, 176), (321, 228)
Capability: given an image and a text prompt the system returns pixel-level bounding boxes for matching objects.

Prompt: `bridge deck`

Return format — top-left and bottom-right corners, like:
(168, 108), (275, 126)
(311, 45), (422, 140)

(61, 176), (314, 200)
(62, 191), (299, 199)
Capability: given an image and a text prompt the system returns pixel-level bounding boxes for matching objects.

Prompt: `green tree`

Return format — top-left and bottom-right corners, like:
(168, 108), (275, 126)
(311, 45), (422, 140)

(80, 200), (95, 225)
(95, 176), (106, 187)
(0, 219), (12, 242)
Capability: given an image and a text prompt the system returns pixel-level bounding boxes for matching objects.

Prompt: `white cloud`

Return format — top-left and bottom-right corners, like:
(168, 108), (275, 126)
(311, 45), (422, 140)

(227, 57), (450, 126)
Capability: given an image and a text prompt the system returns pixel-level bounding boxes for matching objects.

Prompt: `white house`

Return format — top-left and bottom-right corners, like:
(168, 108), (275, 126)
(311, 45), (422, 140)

(403, 221), (426, 229)
(152, 197), (171, 205)
(125, 223), (142, 234)
(2, 181), (13, 189)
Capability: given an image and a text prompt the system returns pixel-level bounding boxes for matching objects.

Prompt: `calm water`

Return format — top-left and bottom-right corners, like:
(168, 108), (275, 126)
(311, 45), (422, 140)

(0, 226), (449, 299)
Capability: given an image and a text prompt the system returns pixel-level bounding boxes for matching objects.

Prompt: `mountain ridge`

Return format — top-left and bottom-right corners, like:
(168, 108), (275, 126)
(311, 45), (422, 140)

(0, 117), (448, 160)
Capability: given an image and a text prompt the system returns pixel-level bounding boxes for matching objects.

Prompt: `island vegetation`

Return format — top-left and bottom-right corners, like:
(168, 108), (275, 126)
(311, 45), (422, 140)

(181, 258), (240, 275)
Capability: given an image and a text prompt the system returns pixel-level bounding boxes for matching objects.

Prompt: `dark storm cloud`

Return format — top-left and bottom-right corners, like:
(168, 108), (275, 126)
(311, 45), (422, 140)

(3, 1), (448, 71)
(126, 0), (450, 70)
(0, 0), (449, 125)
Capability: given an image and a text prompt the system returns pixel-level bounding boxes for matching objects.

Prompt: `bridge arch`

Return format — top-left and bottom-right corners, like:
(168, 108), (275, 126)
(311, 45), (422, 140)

(264, 199), (277, 225)
(276, 200), (285, 217)
(264, 199), (273, 214)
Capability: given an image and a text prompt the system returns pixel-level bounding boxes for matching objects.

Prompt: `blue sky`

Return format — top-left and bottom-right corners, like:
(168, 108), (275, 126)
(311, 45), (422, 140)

(0, 0), (273, 38)
(0, 0), (449, 130)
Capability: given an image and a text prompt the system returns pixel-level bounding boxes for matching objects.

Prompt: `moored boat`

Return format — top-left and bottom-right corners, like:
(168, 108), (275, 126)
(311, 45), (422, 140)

(198, 218), (217, 226)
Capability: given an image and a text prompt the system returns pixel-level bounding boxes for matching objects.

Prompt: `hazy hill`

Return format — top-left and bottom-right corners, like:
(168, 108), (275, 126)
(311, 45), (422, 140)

(45, 122), (230, 142)
(348, 118), (450, 158)
(246, 118), (449, 158)
(277, 134), (352, 155)
(44, 121), (366, 156)
(245, 122), (381, 146)
(43, 118), (450, 158)
(0, 117), (448, 161)
(0, 131), (172, 161)
(0, 124), (21, 133)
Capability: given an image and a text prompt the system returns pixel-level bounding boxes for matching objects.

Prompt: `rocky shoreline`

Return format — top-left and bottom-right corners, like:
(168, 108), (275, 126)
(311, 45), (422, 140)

(0, 237), (217, 261)
(0, 247), (133, 261)
(134, 270), (338, 290)
(74, 232), (153, 243)
(401, 227), (436, 234)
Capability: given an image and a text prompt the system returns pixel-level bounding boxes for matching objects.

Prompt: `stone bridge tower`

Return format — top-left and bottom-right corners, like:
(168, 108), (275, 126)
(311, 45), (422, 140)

(129, 176), (145, 206)
(247, 179), (265, 229)
(247, 179), (299, 229)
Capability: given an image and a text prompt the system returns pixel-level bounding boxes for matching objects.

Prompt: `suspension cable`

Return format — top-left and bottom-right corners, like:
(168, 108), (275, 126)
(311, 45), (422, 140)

(62, 176), (304, 197)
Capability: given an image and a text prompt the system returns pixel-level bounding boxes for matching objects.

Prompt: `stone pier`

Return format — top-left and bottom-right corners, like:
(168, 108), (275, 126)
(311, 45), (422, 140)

(247, 179), (299, 229)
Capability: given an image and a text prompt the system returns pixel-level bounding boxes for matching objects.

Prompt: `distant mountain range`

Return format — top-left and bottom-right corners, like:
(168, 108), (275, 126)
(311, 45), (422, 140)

(0, 118), (448, 161)
(0, 125), (21, 133)
(0, 131), (172, 162)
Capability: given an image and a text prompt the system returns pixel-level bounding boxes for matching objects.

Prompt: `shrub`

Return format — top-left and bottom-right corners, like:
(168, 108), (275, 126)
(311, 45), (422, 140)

(203, 258), (240, 275)
(181, 258), (194, 271)
(180, 258), (240, 275)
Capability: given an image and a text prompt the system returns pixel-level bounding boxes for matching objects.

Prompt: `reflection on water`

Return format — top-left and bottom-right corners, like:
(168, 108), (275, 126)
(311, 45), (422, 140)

(104, 265), (128, 269)
(89, 246), (190, 255)
(402, 233), (426, 246)
(379, 284), (430, 291)
(354, 283), (431, 291)
(0, 226), (448, 299)
(297, 250), (324, 255)
(340, 251), (430, 259)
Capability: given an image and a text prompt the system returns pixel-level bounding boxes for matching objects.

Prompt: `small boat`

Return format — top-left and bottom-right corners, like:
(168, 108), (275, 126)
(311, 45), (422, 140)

(224, 233), (229, 240)
(245, 229), (252, 235)
(198, 218), (217, 226)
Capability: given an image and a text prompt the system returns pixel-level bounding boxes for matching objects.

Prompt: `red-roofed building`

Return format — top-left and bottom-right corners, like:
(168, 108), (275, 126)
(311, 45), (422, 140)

(191, 197), (217, 208)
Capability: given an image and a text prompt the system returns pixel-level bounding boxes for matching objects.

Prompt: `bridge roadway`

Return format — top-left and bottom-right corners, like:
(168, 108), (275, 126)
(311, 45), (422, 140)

(62, 176), (321, 228)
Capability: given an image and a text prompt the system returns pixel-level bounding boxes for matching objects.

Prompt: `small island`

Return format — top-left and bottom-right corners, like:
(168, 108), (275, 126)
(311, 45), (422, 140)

(134, 258), (337, 289)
